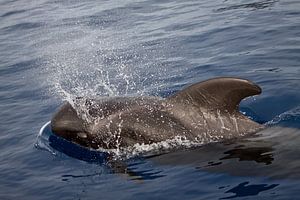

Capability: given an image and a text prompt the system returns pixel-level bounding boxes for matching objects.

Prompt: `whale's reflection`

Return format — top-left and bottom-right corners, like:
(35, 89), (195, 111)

(150, 141), (275, 170)
(220, 146), (274, 165)
(220, 181), (279, 199)
(215, 0), (278, 12)
(199, 145), (274, 168)
(48, 133), (166, 181)
(149, 127), (300, 179)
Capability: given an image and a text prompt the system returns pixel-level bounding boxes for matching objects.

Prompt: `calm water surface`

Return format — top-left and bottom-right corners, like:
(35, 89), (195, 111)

(1, 0), (300, 199)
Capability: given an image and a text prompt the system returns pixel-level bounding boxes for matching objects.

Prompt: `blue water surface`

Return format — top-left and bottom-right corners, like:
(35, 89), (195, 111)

(1, 0), (300, 199)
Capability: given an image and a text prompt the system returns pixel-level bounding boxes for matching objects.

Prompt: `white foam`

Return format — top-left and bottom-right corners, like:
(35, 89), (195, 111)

(98, 135), (206, 160)
(35, 121), (57, 155)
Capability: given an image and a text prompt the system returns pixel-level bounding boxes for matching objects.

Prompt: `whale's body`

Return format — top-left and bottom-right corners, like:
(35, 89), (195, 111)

(51, 77), (264, 150)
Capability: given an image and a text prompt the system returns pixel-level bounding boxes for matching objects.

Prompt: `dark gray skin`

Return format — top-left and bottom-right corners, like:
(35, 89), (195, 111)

(51, 77), (264, 150)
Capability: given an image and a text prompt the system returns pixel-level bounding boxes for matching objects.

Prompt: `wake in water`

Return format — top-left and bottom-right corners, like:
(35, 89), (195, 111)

(266, 106), (300, 128)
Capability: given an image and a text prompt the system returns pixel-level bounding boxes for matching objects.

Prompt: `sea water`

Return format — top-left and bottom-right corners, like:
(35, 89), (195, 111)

(1, 0), (300, 199)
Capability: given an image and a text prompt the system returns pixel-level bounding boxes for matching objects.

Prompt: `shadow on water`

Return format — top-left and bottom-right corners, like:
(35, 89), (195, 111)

(215, 0), (278, 12)
(149, 126), (300, 180)
(199, 145), (274, 167)
(220, 181), (279, 199)
(220, 146), (274, 165)
(59, 161), (165, 182)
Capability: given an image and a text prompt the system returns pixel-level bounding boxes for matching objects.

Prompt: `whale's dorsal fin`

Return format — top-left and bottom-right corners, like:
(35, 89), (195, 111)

(167, 77), (261, 113)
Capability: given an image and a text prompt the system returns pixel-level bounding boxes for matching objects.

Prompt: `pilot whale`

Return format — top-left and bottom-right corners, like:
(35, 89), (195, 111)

(51, 77), (264, 150)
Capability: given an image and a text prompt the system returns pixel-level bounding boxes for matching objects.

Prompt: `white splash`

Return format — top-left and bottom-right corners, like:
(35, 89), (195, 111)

(38, 10), (188, 159)
(99, 135), (205, 160)
(40, 24), (171, 104)
(35, 121), (57, 155)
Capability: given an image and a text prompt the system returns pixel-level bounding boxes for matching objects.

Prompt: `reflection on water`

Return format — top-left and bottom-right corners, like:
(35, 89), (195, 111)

(150, 126), (300, 180)
(220, 146), (274, 165)
(61, 173), (100, 182)
(107, 160), (166, 181)
(221, 181), (279, 199)
(216, 0), (278, 12)
(60, 162), (165, 182)
(197, 145), (274, 167)
(46, 127), (166, 181)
